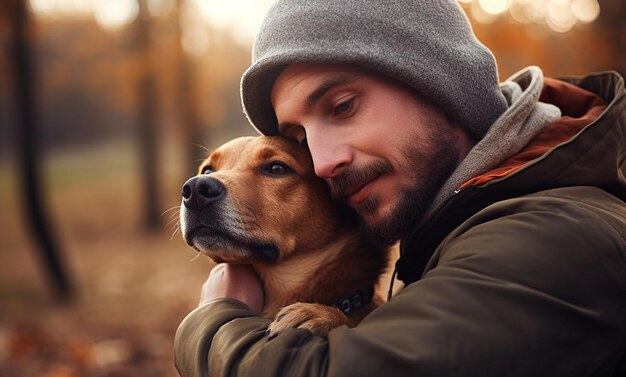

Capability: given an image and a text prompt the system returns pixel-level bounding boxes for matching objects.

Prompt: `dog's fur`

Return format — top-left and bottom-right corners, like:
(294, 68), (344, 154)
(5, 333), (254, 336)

(180, 136), (388, 335)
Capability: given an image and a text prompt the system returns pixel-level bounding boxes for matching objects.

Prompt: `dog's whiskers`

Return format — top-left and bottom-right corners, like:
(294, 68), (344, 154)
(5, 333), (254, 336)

(191, 143), (212, 155)
(163, 206), (182, 236)
(162, 206), (181, 216)
(189, 251), (202, 262)
(166, 212), (180, 225)
(170, 225), (181, 240)
(165, 213), (181, 232)
(166, 216), (180, 230)
(193, 143), (213, 163)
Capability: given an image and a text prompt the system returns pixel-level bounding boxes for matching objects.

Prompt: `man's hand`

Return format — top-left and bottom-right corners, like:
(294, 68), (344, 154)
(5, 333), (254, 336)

(200, 263), (264, 313)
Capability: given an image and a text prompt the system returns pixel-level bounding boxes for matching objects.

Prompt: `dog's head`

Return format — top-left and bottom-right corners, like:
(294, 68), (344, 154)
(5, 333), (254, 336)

(180, 136), (356, 264)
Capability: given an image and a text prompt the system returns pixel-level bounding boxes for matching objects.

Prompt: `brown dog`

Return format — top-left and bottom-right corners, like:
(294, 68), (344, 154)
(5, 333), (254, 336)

(179, 136), (388, 336)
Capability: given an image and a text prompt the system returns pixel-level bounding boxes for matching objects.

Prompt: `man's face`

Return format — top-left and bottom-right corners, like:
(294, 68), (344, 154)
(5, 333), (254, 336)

(271, 63), (470, 244)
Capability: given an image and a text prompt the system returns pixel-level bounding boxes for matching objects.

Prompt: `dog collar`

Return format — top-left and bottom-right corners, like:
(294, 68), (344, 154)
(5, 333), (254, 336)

(331, 287), (374, 315)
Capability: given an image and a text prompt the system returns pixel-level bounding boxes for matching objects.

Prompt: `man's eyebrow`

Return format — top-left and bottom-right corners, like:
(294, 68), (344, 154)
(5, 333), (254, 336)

(277, 74), (360, 134)
(305, 74), (359, 109)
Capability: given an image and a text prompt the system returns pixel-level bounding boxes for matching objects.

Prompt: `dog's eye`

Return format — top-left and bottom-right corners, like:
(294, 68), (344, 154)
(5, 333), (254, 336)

(201, 165), (214, 174)
(264, 162), (292, 177)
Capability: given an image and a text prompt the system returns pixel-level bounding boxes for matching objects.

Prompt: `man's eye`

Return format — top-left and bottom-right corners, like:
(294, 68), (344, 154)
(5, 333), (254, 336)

(263, 162), (292, 176)
(333, 99), (354, 116)
(201, 165), (214, 174)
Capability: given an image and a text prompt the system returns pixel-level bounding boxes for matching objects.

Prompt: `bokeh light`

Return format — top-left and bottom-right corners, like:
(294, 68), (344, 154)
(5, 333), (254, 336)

(93, 0), (139, 30)
(29, 0), (92, 17)
(478, 0), (511, 15)
(28, 0), (602, 36)
(192, 0), (275, 45)
(28, 0), (275, 44)
(461, 0), (601, 32)
(571, 0), (600, 23)
(147, 0), (176, 18)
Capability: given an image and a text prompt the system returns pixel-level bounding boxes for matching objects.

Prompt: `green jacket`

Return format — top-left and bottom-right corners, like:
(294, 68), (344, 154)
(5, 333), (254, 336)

(174, 71), (626, 376)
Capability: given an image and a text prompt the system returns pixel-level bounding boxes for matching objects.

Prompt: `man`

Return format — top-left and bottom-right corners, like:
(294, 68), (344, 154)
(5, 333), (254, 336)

(175, 0), (626, 375)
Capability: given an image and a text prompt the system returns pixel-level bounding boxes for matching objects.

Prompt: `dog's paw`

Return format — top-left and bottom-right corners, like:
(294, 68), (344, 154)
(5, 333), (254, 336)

(267, 302), (352, 337)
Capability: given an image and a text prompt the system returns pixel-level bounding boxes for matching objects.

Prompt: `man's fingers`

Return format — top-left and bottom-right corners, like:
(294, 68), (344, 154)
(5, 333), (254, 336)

(200, 263), (264, 312)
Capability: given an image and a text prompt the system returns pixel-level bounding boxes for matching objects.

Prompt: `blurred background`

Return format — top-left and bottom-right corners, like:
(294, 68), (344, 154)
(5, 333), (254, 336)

(0, 0), (623, 376)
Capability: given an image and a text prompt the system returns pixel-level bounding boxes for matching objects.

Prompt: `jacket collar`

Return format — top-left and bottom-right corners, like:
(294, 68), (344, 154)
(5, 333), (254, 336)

(396, 70), (623, 284)
(421, 66), (561, 227)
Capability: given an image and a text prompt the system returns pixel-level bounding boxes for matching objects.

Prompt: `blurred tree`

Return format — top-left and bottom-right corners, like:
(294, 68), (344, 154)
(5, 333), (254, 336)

(174, 0), (207, 176)
(4, 0), (72, 299)
(135, 0), (161, 231)
(597, 0), (626, 78)
(462, 0), (624, 80)
(38, 19), (136, 148)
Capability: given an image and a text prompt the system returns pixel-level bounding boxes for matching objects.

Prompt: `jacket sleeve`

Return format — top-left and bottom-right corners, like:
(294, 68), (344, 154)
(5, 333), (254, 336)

(174, 298), (330, 377)
(174, 191), (626, 377)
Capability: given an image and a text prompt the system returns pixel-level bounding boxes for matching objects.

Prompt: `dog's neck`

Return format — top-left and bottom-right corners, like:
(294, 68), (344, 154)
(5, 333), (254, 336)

(253, 233), (363, 318)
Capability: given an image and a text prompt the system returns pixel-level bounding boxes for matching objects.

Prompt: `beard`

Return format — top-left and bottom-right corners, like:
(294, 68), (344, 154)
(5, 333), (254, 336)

(365, 134), (459, 246)
(329, 120), (461, 246)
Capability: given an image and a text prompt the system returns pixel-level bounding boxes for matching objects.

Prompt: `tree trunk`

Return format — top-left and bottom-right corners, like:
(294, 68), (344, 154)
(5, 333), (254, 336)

(10, 0), (72, 299)
(175, 0), (207, 175)
(136, 0), (161, 231)
(599, 1), (626, 78)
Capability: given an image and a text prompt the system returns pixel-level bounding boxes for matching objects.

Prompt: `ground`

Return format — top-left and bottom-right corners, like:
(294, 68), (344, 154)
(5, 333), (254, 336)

(0, 140), (211, 377)
(0, 139), (400, 376)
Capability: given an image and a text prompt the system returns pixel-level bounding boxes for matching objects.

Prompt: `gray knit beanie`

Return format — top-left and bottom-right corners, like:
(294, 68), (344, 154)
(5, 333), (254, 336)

(241, 0), (508, 141)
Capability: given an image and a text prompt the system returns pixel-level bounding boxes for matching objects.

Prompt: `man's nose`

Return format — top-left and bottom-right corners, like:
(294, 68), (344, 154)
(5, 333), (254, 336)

(306, 131), (352, 179)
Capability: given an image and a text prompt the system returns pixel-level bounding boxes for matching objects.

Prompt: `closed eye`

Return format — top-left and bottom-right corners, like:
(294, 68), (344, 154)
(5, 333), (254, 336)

(298, 137), (309, 150)
(333, 98), (356, 117)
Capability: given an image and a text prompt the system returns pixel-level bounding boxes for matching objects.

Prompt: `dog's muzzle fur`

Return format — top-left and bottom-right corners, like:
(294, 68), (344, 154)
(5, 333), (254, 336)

(180, 175), (279, 263)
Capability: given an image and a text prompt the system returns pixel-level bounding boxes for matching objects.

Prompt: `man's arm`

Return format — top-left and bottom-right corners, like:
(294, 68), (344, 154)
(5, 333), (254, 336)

(175, 192), (626, 377)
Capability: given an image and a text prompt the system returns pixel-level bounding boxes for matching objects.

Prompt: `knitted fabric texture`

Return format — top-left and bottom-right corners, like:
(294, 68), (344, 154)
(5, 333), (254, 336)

(241, 0), (509, 140)
(421, 66), (562, 224)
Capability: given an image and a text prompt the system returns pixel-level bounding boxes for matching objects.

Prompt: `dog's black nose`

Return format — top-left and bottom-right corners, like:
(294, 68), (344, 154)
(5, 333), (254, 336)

(182, 176), (225, 209)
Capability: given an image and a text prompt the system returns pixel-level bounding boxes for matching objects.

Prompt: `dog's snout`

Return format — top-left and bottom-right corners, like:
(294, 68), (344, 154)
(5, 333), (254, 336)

(182, 176), (225, 209)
